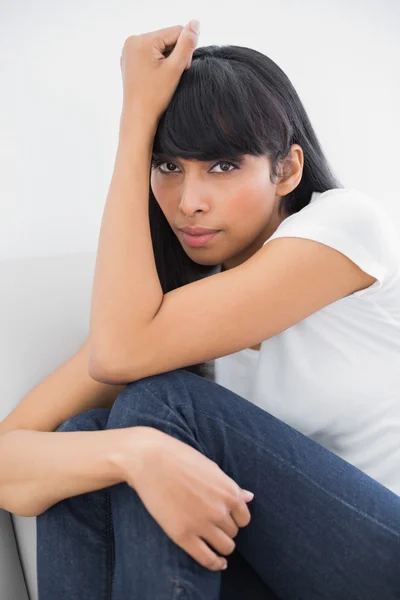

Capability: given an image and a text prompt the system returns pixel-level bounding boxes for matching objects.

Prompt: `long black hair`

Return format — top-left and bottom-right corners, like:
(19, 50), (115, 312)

(149, 45), (343, 380)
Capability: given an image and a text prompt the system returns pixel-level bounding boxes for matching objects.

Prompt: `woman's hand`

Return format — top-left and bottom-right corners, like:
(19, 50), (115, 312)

(118, 426), (254, 572)
(119, 20), (200, 128)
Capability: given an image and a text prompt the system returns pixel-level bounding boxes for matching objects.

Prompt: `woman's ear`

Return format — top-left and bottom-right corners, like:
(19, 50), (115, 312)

(275, 144), (304, 197)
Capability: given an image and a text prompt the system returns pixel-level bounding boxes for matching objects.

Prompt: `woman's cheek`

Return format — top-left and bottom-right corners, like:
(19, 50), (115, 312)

(151, 178), (166, 208)
(230, 190), (261, 221)
(150, 174), (159, 199)
(151, 189), (175, 225)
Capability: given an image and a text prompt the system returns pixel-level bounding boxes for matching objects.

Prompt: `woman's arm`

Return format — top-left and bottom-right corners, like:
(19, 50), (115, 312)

(0, 339), (127, 435)
(0, 426), (147, 517)
(0, 338), (130, 517)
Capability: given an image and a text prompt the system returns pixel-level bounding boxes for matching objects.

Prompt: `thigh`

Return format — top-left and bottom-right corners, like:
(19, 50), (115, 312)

(113, 370), (400, 600)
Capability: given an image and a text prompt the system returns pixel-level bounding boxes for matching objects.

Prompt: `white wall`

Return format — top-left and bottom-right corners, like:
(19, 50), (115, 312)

(1, 0), (399, 261)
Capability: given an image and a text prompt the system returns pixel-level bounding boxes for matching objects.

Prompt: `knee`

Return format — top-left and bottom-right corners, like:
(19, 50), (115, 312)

(56, 407), (111, 433)
(106, 368), (196, 430)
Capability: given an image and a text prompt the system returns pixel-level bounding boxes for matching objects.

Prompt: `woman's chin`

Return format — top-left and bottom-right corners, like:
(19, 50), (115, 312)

(183, 248), (223, 267)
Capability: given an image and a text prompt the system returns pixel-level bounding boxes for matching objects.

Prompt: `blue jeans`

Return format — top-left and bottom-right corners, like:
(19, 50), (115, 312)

(36, 369), (400, 599)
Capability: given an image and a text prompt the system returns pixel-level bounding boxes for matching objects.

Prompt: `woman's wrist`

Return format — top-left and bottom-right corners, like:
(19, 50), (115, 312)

(119, 108), (157, 142)
(108, 425), (160, 486)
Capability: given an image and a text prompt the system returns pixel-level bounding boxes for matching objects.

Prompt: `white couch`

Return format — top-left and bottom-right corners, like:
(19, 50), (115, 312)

(0, 252), (98, 600)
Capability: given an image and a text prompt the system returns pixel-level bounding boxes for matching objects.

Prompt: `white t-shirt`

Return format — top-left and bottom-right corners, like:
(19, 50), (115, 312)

(215, 188), (400, 496)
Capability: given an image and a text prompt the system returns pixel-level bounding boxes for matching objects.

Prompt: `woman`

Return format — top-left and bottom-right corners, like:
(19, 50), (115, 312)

(36, 20), (400, 599)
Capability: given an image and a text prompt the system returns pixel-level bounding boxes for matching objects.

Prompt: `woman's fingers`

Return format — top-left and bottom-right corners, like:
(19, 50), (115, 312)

(182, 511), (241, 571)
(215, 511), (240, 540)
(173, 500), (246, 572)
(203, 523), (237, 557)
(144, 24), (184, 47)
(230, 495), (252, 529)
(185, 534), (229, 571)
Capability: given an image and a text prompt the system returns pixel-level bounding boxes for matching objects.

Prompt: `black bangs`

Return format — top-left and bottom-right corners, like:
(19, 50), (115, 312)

(152, 49), (288, 163)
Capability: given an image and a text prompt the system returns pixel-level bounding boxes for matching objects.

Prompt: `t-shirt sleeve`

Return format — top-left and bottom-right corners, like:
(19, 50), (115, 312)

(263, 189), (400, 294)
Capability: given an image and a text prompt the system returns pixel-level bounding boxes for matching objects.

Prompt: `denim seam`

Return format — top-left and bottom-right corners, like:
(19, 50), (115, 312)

(170, 578), (187, 599)
(105, 490), (115, 599)
(159, 399), (400, 539)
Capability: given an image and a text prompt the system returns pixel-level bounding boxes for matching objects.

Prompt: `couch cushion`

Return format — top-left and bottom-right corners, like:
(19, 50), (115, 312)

(0, 252), (96, 599)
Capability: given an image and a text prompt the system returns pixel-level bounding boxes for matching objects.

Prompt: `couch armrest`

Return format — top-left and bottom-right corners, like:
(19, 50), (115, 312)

(0, 509), (29, 600)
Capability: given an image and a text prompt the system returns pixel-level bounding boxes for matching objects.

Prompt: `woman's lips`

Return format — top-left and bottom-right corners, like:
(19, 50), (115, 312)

(181, 230), (221, 247)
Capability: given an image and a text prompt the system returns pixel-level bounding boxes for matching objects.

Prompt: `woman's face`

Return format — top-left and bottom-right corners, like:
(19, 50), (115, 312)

(150, 148), (301, 270)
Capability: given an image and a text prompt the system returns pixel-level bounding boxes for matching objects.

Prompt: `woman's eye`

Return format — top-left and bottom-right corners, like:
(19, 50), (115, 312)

(159, 162), (179, 173)
(211, 161), (237, 173)
(152, 160), (238, 175)
(150, 161), (179, 174)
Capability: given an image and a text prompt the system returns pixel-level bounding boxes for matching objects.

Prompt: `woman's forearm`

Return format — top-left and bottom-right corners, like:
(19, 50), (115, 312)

(88, 124), (163, 380)
(0, 426), (146, 517)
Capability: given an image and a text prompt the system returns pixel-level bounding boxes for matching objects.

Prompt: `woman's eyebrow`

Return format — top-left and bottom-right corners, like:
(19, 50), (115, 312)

(152, 154), (197, 163)
(152, 153), (246, 164)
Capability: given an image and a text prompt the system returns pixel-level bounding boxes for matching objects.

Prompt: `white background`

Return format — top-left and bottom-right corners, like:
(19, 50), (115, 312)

(1, 0), (399, 260)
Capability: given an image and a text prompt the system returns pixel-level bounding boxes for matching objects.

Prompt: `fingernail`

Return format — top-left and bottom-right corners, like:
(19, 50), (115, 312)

(242, 489), (254, 500)
(221, 560), (228, 570)
(189, 19), (200, 34)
